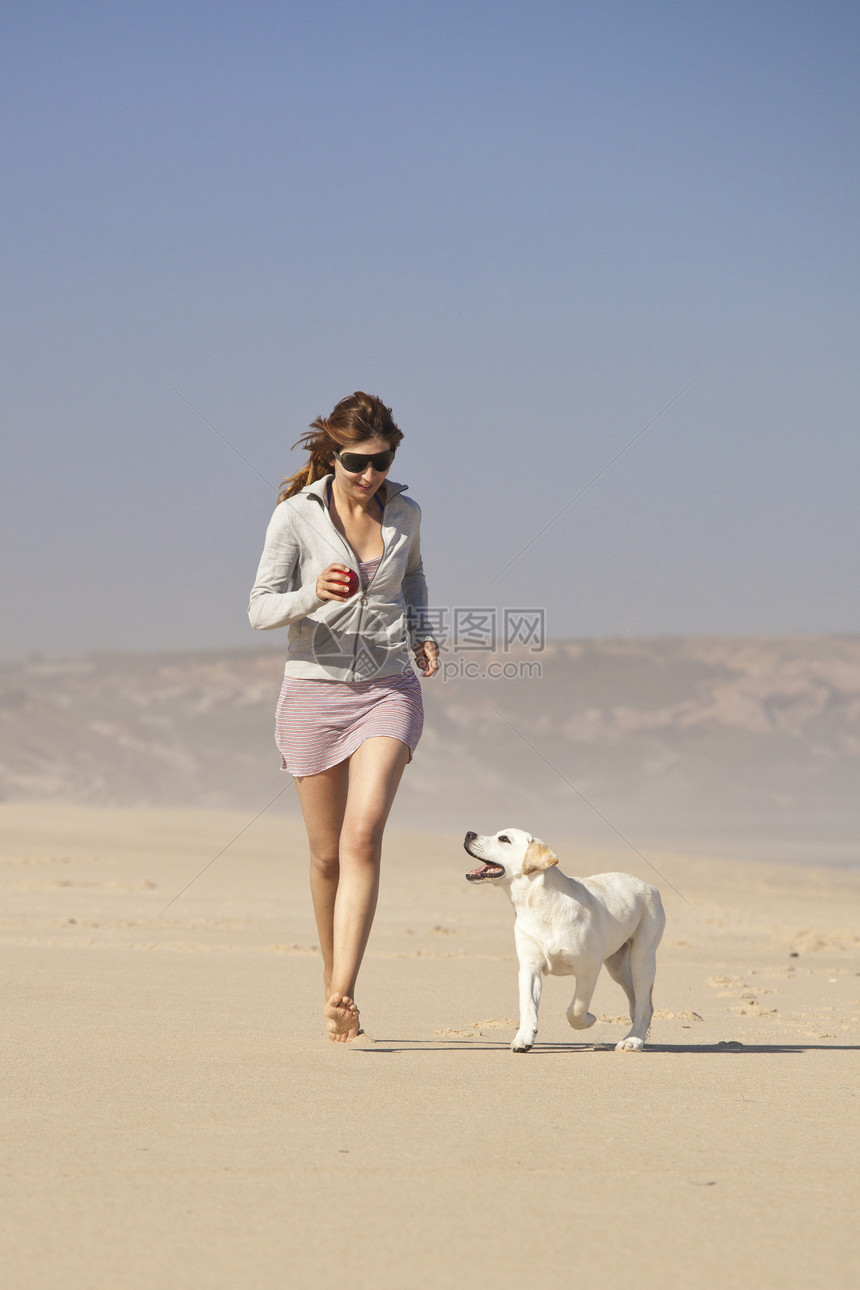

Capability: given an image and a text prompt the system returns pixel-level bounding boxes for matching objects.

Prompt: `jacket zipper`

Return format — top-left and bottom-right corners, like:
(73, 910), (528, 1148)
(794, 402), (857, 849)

(321, 490), (390, 682)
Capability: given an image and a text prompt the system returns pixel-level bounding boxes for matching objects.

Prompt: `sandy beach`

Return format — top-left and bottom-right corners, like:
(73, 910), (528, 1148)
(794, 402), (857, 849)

(1, 802), (857, 1289)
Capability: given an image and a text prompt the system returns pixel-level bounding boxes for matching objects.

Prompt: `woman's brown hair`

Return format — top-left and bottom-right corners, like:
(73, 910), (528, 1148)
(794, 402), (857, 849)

(278, 391), (404, 503)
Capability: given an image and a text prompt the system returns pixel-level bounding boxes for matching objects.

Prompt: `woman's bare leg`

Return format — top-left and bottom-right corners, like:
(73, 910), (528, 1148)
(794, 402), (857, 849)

(294, 737), (410, 1041)
(328, 737), (409, 1020)
(294, 762), (349, 998)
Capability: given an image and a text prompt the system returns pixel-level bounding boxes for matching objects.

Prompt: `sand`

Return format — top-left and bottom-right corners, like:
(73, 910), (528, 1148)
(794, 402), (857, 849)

(1, 802), (858, 1289)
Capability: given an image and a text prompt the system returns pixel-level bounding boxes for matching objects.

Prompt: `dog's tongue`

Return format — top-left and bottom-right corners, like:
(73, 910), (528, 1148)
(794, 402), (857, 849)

(466, 862), (504, 881)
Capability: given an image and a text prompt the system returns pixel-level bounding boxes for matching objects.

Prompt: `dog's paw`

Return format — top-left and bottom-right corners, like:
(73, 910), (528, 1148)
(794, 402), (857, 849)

(566, 1009), (597, 1030)
(511, 1034), (534, 1053)
(615, 1036), (645, 1051)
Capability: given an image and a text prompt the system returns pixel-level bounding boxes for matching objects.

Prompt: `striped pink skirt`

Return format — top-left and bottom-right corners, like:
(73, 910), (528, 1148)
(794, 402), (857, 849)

(275, 670), (424, 777)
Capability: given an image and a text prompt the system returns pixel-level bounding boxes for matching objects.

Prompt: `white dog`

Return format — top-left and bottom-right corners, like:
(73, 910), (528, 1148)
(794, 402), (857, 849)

(464, 828), (666, 1053)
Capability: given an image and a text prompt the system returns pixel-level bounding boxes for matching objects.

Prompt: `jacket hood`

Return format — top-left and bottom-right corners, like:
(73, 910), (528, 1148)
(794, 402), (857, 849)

(301, 474), (409, 507)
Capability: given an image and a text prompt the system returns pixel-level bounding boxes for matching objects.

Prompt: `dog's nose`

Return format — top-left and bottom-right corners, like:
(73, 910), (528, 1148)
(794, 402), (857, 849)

(465, 830), (477, 842)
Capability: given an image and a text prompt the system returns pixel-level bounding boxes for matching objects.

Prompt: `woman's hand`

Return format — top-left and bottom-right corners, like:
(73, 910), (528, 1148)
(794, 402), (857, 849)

(316, 563), (358, 601)
(413, 640), (439, 678)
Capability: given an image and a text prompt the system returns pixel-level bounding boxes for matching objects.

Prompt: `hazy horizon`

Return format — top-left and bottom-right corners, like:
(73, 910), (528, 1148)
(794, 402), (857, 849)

(3, 1), (858, 661)
(3, 633), (857, 860)
(5, 625), (860, 672)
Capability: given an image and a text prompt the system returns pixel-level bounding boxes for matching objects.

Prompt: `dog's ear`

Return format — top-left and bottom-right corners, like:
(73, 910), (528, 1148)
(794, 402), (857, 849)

(521, 839), (559, 875)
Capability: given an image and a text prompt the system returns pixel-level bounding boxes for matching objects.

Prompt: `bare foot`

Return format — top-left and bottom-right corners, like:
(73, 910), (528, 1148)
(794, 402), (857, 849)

(325, 993), (361, 1043)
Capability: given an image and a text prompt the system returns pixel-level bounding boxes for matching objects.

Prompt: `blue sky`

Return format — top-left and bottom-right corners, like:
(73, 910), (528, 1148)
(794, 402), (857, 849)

(2, 0), (858, 658)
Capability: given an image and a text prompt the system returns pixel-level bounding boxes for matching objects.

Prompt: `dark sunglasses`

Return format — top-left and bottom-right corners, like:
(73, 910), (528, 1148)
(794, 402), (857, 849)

(334, 449), (395, 474)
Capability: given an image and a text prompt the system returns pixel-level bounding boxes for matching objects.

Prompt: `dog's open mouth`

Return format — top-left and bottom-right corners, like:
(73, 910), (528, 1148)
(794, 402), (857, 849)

(465, 862), (505, 882)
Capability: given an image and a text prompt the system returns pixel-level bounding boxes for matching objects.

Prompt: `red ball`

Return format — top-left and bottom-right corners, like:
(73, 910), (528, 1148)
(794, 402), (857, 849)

(340, 569), (360, 598)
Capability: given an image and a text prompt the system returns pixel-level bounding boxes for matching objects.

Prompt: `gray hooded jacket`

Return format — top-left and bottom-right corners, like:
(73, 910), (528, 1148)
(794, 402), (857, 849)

(248, 475), (432, 682)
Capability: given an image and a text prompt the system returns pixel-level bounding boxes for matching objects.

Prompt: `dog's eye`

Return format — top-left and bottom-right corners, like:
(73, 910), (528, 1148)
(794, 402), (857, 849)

(498, 835), (511, 844)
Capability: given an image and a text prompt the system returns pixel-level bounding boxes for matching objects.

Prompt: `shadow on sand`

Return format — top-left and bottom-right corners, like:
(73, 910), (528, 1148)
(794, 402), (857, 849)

(351, 1038), (860, 1056)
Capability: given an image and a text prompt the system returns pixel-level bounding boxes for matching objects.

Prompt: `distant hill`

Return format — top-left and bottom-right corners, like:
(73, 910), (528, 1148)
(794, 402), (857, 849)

(2, 636), (858, 850)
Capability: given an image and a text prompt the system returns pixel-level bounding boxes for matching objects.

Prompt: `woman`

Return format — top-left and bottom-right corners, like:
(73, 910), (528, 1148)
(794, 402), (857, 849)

(249, 392), (438, 1042)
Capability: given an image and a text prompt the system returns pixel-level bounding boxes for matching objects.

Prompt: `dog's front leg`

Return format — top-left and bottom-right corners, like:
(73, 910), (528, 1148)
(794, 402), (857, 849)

(512, 964), (542, 1052)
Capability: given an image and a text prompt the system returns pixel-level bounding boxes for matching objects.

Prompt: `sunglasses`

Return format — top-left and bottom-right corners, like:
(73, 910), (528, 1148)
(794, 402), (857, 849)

(334, 449), (395, 474)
